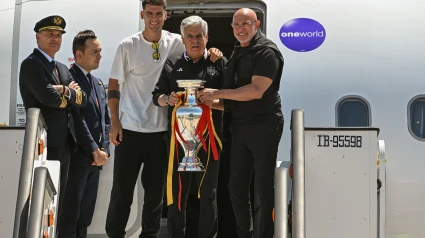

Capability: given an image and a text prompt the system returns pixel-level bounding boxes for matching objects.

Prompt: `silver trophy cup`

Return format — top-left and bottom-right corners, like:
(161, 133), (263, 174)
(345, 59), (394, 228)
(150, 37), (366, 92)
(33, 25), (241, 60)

(175, 80), (206, 172)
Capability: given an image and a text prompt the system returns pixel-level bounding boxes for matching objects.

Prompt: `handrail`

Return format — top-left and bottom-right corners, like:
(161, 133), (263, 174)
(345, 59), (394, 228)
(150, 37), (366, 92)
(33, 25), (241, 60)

(378, 140), (386, 238)
(275, 167), (289, 238)
(12, 108), (46, 238)
(27, 167), (56, 238)
(291, 109), (306, 238)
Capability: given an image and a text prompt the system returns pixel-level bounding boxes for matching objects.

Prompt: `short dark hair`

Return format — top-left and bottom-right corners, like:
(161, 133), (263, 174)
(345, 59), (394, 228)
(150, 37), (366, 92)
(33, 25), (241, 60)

(72, 30), (97, 57)
(142, 0), (167, 10)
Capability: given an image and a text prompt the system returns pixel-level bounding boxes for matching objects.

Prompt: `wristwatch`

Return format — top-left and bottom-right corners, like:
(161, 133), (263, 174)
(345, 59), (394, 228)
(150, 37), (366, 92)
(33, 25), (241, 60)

(164, 95), (169, 105)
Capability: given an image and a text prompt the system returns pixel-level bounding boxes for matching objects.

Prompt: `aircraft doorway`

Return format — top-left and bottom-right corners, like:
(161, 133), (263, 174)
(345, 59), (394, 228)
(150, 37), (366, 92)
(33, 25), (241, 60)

(164, 14), (235, 59)
(163, 7), (266, 59)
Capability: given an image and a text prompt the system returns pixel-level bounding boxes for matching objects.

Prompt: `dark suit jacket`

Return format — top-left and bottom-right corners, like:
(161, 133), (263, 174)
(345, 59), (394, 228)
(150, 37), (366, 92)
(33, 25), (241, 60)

(70, 64), (111, 166)
(19, 49), (87, 151)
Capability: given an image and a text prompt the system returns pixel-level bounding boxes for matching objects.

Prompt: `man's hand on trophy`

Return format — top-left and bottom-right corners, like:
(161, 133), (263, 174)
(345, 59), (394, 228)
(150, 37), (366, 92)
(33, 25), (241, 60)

(167, 92), (180, 106)
(202, 100), (213, 107)
(198, 88), (219, 104)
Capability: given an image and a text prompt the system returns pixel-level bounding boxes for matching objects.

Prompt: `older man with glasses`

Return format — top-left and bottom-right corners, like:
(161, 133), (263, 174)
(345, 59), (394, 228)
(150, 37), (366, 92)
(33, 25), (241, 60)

(105, 0), (223, 237)
(198, 8), (285, 238)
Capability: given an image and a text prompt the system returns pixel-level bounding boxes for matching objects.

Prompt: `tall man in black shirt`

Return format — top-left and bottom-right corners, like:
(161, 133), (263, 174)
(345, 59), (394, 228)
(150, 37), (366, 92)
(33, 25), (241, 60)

(198, 8), (284, 238)
(152, 15), (226, 238)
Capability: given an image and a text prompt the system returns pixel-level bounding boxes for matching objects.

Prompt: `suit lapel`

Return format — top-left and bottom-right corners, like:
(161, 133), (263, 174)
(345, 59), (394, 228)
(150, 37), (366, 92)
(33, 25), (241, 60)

(70, 64), (91, 90)
(33, 49), (60, 85)
(70, 64), (101, 115)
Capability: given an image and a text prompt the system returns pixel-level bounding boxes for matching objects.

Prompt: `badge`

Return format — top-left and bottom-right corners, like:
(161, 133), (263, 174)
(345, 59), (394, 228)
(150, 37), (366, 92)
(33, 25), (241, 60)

(53, 16), (63, 25)
(233, 73), (238, 85)
(207, 66), (216, 76)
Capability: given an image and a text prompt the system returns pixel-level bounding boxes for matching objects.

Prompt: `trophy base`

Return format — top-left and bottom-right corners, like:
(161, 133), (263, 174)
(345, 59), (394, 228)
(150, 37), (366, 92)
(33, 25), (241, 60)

(177, 163), (204, 171)
(177, 157), (205, 171)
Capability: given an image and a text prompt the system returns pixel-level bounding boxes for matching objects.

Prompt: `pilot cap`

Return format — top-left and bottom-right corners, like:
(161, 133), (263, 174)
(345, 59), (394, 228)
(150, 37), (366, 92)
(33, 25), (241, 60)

(34, 15), (66, 34)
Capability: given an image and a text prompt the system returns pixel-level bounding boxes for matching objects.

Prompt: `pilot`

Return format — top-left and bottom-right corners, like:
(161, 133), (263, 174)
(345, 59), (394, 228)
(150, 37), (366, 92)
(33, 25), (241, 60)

(19, 15), (87, 226)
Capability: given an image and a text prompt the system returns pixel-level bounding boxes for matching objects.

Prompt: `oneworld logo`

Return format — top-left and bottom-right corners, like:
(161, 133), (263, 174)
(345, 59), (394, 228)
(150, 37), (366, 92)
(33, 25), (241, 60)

(279, 18), (326, 52)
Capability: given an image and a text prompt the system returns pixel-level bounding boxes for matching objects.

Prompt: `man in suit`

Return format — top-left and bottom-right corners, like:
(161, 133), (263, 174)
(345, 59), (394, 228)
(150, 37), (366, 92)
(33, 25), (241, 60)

(18, 15), (87, 223)
(57, 30), (110, 238)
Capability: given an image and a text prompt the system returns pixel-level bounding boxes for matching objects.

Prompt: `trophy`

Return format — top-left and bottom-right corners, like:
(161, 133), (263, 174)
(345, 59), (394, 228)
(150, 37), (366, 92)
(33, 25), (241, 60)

(175, 80), (205, 172)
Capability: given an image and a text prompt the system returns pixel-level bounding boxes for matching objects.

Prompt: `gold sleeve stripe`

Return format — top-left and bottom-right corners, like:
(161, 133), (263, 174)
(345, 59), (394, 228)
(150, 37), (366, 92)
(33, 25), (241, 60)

(75, 90), (82, 105)
(59, 96), (67, 108)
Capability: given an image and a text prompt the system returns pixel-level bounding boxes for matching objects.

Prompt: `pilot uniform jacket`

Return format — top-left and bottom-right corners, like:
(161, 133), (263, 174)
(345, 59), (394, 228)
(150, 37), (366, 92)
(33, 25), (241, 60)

(19, 49), (87, 152)
(69, 64), (111, 166)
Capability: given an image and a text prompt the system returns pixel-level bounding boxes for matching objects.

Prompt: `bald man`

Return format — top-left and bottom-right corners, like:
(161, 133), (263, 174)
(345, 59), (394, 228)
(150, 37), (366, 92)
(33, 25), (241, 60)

(198, 8), (284, 238)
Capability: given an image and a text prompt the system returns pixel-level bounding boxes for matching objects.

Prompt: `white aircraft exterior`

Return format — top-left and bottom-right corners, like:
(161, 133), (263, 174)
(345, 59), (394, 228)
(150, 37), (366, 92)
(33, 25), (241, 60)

(1, 0), (425, 237)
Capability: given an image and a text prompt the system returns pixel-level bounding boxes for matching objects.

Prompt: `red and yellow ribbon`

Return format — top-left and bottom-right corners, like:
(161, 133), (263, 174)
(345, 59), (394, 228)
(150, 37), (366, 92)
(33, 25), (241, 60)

(166, 92), (222, 209)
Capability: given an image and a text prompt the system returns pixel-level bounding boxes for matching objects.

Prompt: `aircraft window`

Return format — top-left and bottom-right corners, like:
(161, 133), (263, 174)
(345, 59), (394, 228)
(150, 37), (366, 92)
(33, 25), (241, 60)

(408, 95), (425, 140)
(336, 96), (370, 127)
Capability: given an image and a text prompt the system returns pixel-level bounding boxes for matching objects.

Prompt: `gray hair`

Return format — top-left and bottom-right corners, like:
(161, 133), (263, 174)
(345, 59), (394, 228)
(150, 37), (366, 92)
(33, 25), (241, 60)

(180, 15), (208, 36)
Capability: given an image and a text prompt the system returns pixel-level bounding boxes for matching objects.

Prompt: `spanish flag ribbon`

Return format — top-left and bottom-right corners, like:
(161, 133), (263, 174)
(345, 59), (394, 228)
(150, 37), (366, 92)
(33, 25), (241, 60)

(167, 92), (184, 207)
(194, 104), (222, 161)
(166, 93), (223, 208)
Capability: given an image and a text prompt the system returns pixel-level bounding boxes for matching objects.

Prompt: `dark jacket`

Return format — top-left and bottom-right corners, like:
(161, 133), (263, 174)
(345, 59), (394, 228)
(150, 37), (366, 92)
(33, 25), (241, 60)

(19, 49), (87, 151)
(70, 64), (111, 166)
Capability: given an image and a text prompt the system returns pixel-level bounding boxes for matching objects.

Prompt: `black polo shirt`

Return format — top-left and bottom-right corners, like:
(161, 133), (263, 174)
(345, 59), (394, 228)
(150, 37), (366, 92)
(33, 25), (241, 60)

(152, 53), (226, 136)
(224, 31), (284, 124)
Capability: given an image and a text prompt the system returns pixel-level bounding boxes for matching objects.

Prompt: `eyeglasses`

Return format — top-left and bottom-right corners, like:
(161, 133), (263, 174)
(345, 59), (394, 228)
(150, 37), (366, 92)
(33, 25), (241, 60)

(152, 41), (160, 63)
(231, 20), (257, 29)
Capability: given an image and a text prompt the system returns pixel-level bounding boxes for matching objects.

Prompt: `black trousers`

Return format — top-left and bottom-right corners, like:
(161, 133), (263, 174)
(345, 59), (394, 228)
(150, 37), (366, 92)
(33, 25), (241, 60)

(105, 129), (168, 238)
(57, 165), (100, 238)
(228, 122), (283, 238)
(217, 113), (237, 238)
(47, 146), (70, 227)
(216, 139), (237, 238)
(167, 138), (220, 238)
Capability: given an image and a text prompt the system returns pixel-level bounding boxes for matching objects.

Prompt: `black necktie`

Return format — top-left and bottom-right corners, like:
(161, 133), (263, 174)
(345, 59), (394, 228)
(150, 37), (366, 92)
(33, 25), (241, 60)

(87, 73), (93, 88)
(87, 73), (99, 107)
(51, 60), (60, 84)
